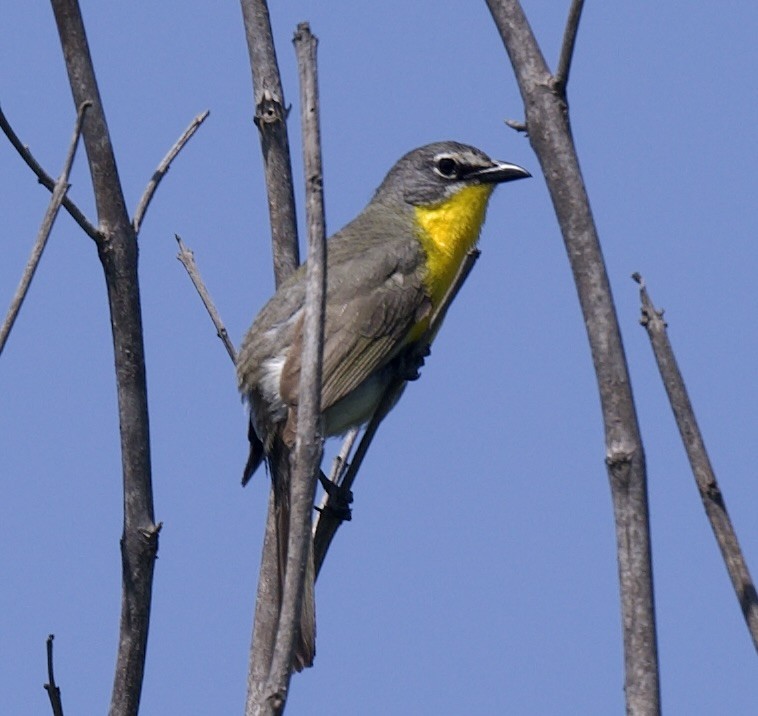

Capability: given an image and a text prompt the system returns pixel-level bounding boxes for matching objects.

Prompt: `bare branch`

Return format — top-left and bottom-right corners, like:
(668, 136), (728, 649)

(50, 3), (158, 716)
(505, 118), (528, 133)
(247, 490), (285, 716)
(0, 104), (99, 240)
(175, 235), (237, 362)
(239, 0), (300, 286)
(554, 0), (585, 92)
(132, 110), (210, 235)
(328, 428), (359, 484)
(43, 635), (64, 716)
(256, 21), (326, 714)
(239, 2), (303, 709)
(0, 101), (88, 356)
(634, 273), (758, 651)
(172, 234), (300, 707)
(485, 1), (660, 712)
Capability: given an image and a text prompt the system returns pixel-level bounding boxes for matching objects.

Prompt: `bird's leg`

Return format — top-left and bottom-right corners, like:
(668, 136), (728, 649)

(316, 469), (353, 522)
(397, 342), (431, 382)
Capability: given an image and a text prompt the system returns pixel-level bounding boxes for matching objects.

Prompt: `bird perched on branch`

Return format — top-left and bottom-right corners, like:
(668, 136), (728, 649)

(237, 141), (530, 669)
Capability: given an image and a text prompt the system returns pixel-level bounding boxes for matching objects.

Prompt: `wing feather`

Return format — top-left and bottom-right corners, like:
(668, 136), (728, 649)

(280, 251), (428, 411)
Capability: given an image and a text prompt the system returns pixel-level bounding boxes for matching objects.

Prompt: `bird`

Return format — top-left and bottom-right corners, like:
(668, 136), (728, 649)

(237, 141), (530, 669)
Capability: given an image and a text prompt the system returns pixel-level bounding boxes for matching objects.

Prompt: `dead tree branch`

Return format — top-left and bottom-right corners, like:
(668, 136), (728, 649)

(261, 25), (326, 710)
(239, 0), (301, 709)
(176, 235), (237, 362)
(43, 635), (64, 716)
(239, 0), (300, 285)
(133, 110), (210, 235)
(0, 104), (99, 240)
(0, 101), (88, 356)
(50, 3), (159, 715)
(634, 273), (758, 651)
(485, 1), (660, 713)
(554, 0), (585, 92)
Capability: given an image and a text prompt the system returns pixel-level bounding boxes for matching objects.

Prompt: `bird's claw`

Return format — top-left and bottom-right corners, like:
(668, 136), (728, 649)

(317, 471), (353, 522)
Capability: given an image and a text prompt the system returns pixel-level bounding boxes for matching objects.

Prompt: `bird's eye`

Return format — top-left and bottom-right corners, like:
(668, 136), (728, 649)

(435, 156), (459, 178)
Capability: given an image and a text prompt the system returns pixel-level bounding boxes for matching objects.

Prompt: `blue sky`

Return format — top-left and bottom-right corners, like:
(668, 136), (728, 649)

(2, 2), (757, 714)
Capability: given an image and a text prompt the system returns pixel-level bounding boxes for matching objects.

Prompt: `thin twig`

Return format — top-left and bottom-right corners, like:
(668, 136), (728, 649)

(485, 1), (659, 712)
(634, 273), (758, 651)
(0, 104), (99, 240)
(263, 25), (326, 707)
(175, 235), (237, 362)
(313, 249), (480, 575)
(554, 0), (585, 92)
(0, 101), (88, 356)
(505, 118), (528, 133)
(329, 428), (359, 483)
(132, 110), (210, 235)
(43, 635), (64, 716)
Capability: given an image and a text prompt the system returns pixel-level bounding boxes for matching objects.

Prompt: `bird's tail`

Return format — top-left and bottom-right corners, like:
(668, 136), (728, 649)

(269, 435), (316, 671)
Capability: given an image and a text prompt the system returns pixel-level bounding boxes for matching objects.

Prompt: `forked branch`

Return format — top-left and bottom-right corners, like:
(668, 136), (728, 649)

(0, 104), (99, 240)
(554, 0), (585, 92)
(50, 3), (159, 715)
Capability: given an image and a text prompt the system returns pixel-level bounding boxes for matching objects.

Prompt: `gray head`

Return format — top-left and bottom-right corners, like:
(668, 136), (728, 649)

(372, 141), (530, 207)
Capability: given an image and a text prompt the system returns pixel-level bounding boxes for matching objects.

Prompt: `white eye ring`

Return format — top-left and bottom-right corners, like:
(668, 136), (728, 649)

(434, 155), (459, 179)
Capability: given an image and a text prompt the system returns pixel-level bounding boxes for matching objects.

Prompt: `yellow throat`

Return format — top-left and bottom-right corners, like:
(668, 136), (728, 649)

(414, 183), (495, 307)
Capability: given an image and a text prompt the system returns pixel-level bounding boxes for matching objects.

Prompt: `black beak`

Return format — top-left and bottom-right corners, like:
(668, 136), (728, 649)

(470, 160), (531, 184)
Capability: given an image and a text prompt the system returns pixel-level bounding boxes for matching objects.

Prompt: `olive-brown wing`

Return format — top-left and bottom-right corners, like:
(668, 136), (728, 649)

(280, 262), (429, 410)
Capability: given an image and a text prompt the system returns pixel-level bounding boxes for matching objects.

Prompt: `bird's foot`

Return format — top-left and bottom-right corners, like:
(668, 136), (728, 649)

(399, 343), (431, 382)
(316, 471), (353, 522)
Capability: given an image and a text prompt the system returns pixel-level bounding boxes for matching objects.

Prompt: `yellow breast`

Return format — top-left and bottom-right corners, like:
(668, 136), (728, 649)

(413, 184), (495, 307)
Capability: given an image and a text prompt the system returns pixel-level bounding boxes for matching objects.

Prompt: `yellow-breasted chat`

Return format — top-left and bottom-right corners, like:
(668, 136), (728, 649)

(237, 140), (530, 668)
